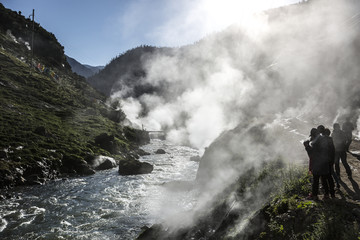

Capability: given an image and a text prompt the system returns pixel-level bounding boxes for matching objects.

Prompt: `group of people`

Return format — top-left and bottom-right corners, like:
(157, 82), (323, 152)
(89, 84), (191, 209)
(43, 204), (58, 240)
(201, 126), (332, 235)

(303, 120), (354, 200)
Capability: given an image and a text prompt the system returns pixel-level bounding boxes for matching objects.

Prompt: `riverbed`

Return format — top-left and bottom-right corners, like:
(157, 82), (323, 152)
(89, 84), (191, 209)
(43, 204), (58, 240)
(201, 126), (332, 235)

(0, 139), (200, 240)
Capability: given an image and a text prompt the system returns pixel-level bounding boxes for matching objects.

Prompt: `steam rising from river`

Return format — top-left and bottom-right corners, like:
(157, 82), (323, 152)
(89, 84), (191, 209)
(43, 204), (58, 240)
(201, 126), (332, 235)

(113, 0), (360, 234)
(116, 0), (360, 150)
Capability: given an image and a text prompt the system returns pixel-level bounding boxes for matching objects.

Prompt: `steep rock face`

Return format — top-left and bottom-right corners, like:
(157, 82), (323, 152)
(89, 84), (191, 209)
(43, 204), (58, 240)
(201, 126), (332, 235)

(196, 123), (273, 192)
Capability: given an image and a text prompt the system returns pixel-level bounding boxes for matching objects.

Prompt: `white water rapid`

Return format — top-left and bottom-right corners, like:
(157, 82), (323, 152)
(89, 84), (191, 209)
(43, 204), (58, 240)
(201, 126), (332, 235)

(0, 139), (199, 240)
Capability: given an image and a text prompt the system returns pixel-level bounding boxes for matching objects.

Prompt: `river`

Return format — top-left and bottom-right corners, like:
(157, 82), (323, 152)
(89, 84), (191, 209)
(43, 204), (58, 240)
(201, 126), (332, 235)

(0, 139), (200, 240)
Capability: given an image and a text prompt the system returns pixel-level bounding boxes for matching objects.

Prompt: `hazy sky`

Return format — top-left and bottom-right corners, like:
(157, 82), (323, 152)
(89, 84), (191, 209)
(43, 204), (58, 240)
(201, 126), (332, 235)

(1, 0), (300, 66)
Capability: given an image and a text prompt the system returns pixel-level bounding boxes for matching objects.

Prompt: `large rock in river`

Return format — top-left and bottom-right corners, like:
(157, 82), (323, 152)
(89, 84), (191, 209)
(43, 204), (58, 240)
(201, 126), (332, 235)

(89, 155), (117, 170)
(118, 159), (153, 175)
(62, 154), (95, 175)
(155, 149), (166, 154)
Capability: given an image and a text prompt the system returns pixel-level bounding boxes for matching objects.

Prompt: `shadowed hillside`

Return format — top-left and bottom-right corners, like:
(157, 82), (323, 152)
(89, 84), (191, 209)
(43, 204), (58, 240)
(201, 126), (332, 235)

(87, 45), (173, 97)
(0, 3), (149, 189)
(0, 4), (68, 68)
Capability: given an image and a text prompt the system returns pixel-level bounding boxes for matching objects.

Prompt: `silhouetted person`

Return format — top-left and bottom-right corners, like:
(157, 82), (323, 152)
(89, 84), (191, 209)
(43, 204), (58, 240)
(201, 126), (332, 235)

(323, 128), (338, 191)
(317, 125), (325, 135)
(332, 123), (352, 179)
(304, 128), (318, 175)
(342, 119), (354, 152)
(304, 127), (335, 199)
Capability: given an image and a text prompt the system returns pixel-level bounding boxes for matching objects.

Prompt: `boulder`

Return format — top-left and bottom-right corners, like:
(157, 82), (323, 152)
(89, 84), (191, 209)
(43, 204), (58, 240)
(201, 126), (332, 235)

(155, 149), (166, 154)
(96, 159), (116, 170)
(62, 154), (95, 175)
(118, 159), (153, 175)
(92, 156), (117, 170)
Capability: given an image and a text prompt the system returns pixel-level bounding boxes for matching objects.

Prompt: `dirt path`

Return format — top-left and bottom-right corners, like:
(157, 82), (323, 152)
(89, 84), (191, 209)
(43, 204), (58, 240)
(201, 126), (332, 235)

(335, 139), (360, 202)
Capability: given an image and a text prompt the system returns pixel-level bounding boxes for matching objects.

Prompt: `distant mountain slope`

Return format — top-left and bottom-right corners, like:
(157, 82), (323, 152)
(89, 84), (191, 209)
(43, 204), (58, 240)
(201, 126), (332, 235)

(87, 45), (173, 97)
(66, 55), (104, 78)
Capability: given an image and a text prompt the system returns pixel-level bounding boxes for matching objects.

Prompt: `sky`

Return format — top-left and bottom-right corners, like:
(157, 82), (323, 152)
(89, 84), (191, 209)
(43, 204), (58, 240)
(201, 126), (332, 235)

(1, 0), (300, 66)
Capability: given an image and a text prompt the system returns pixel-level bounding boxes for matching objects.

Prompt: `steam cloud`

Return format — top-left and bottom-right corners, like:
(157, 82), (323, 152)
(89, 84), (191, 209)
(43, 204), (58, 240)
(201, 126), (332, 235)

(114, 0), (360, 234)
(117, 0), (360, 151)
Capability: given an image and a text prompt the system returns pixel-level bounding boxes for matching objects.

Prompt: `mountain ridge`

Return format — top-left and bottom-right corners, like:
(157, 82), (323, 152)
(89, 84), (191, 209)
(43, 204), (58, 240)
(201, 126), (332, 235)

(66, 55), (104, 78)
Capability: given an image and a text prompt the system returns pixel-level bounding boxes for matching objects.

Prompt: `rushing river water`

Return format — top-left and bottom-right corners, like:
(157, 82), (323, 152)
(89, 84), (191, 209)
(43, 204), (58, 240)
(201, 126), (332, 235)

(0, 139), (200, 240)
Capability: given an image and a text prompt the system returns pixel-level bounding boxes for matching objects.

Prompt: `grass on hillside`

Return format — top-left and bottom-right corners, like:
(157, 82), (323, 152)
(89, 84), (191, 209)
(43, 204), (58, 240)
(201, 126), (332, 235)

(258, 166), (360, 240)
(0, 44), (140, 188)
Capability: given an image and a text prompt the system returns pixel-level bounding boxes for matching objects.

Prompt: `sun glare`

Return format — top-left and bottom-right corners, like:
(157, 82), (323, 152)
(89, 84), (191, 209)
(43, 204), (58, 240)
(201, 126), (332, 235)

(194, 0), (287, 38)
(202, 0), (281, 26)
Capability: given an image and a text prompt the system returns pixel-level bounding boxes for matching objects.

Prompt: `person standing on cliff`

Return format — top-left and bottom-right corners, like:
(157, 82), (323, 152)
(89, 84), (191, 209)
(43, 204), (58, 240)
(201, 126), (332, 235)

(342, 119), (355, 152)
(332, 123), (352, 179)
(323, 128), (338, 190)
(304, 128), (318, 176)
(304, 127), (335, 200)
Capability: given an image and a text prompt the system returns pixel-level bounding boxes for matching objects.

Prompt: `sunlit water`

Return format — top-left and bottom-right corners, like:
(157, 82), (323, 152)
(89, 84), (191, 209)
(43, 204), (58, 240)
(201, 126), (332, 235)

(0, 139), (199, 240)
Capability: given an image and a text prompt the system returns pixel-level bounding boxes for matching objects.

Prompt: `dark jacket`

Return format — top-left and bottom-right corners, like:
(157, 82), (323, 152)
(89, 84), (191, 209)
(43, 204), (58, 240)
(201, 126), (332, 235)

(304, 136), (317, 171)
(309, 135), (333, 175)
(323, 135), (335, 165)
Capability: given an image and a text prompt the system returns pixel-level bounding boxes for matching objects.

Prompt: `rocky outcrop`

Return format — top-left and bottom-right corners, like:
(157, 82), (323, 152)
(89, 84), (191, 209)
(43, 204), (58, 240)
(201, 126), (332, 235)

(94, 133), (120, 154)
(118, 159), (153, 175)
(124, 127), (150, 145)
(61, 154), (95, 175)
(0, 156), (62, 188)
